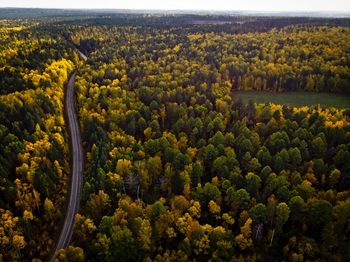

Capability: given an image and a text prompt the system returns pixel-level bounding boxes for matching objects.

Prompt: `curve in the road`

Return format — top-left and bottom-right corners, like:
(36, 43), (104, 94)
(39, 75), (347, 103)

(51, 66), (84, 260)
(77, 50), (87, 61)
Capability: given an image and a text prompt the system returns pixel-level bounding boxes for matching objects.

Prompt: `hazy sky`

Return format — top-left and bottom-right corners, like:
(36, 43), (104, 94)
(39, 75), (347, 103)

(1, 0), (350, 12)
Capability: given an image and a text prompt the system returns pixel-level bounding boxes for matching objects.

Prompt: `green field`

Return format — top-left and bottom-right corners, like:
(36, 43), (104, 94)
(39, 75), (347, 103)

(233, 91), (350, 109)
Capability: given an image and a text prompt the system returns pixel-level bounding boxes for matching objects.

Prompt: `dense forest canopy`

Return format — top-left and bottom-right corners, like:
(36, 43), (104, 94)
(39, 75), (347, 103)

(0, 20), (79, 260)
(0, 11), (350, 261)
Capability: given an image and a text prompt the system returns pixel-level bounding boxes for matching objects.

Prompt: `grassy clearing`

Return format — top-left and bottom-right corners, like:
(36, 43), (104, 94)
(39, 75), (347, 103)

(233, 91), (350, 109)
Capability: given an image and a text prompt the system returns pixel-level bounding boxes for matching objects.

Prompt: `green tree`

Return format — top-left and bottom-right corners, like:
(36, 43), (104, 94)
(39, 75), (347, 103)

(311, 136), (327, 158)
(246, 172), (262, 198)
(275, 202), (290, 233)
(249, 203), (267, 224)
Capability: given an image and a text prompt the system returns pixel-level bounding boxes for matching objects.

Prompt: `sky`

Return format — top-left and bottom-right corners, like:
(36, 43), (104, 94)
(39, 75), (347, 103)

(1, 0), (350, 12)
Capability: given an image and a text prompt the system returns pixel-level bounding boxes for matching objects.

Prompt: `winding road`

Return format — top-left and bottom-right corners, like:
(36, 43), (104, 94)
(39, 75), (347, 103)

(51, 51), (86, 261)
(77, 50), (87, 61)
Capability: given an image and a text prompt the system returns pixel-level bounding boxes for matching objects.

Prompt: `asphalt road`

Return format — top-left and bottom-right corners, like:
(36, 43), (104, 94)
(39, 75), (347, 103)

(77, 50), (87, 61)
(51, 70), (84, 260)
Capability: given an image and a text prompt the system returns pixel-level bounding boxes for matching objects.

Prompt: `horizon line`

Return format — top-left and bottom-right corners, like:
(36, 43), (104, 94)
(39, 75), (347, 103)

(1, 7), (350, 13)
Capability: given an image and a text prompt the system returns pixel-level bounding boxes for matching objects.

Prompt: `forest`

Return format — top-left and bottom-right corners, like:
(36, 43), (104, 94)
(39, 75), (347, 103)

(0, 10), (350, 262)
